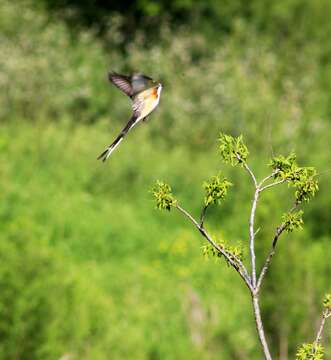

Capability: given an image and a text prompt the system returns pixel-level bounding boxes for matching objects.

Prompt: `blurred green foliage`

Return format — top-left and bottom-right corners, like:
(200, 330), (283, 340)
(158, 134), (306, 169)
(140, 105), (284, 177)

(0, 0), (331, 358)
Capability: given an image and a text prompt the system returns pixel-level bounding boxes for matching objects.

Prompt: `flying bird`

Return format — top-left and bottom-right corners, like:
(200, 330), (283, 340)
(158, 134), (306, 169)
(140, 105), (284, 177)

(97, 72), (162, 161)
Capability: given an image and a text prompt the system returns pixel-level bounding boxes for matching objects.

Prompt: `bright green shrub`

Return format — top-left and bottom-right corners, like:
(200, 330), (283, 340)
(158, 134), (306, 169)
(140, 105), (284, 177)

(0, 231), (113, 359)
(0, 0), (112, 123)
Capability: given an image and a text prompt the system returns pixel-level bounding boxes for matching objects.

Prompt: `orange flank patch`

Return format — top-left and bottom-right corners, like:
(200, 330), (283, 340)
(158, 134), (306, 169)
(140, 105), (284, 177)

(152, 87), (158, 99)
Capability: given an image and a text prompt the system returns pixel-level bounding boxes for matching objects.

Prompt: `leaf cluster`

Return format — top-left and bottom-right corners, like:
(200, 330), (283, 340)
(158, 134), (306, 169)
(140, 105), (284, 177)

(323, 293), (331, 311)
(218, 133), (249, 166)
(296, 343), (324, 360)
(152, 181), (177, 211)
(282, 210), (304, 233)
(269, 154), (319, 203)
(202, 240), (243, 265)
(203, 173), (232, 206)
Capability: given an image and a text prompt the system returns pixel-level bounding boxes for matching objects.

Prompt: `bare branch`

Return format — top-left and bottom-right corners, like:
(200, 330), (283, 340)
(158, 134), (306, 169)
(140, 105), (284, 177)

(249, 188), (260, 288)
(236, 154), (258, 188)
(314, 309), (331, 346)
(199, 205), (208, 227)
(259, 171), (279, 187)
(175, 204), (253, 292)
(252, 296), (273, 360)
(234, 154), (259, 288)
(260, 179), (287, 192)
(256, 203), (299, 292)
(256, 224), (286, 292)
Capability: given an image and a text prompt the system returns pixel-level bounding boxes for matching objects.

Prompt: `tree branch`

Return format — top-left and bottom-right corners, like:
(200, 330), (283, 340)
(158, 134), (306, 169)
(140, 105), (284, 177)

(249, 188), (260, 288)
(236, 154), (258, 188)
(256, 203), (299, 292)
(252, 295), (273, 360)
(256, 224), (286, 292)
(260, 179), (287, 192)
(199, 205), (208, 227)
(314, 309), (331, 346)
(175, 204), (253, 292)
(259, 171), (279, 187)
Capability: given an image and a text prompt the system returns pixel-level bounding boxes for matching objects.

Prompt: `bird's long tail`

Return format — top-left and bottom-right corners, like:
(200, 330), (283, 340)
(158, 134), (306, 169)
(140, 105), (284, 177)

(97, 115), (138, 162)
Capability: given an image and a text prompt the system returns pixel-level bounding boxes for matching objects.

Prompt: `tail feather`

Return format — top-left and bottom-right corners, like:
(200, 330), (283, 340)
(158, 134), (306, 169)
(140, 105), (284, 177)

(97, 115), (138, 162)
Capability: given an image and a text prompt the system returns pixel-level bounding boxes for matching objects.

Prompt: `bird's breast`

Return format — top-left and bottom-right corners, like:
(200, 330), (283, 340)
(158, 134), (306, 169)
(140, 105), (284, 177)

(152, 87), (158, 99)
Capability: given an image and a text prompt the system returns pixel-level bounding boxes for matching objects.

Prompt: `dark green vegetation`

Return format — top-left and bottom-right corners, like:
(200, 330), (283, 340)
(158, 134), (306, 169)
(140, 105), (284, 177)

(1, 0), (331, 358)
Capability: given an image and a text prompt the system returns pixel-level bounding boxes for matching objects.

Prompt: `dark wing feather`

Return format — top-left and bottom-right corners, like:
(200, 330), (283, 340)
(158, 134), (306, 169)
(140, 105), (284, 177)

(108, 72), (133, 97)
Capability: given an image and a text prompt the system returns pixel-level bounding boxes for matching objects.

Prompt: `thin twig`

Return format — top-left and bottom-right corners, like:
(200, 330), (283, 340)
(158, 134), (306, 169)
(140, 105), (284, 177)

(259, 171), (279, 187)
(200, 205), (208, 227)
(249, 188), (260, 288)
(256, 203), (299, 292)
(260, 179), (287, 192)
(314, 309), (331, 345)
(256, 224), (286, 292)
(308, 309), (331, 360)
(236, 154), (258, 188)
(235, 154), (259, 287)
(175, 204), (253, 292)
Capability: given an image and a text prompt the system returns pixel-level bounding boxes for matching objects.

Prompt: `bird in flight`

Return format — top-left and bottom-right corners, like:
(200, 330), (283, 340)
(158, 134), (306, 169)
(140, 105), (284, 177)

(97, 72), (162, 162)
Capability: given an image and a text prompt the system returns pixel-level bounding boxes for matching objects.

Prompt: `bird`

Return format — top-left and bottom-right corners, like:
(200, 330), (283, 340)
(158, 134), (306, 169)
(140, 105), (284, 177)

(97, 71), (162, 162)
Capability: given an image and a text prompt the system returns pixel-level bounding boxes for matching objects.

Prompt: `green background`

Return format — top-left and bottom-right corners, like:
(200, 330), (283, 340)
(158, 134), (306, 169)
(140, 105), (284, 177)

(0, 0), (330, 358)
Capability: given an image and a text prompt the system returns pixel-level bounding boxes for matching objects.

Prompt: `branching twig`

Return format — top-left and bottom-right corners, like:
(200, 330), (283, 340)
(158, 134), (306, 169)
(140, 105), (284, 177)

(256, 203), (299, 292)
(249, 188), (260, 288)
(175, 204), (253, 292)
(260, 179), (287, 192)
(200, 205), (208, 227)
(256, 224), (286, 292)
(259, 170), (279, 187)
(313, 309), (331, 346)
(236, 154), (258, 188)
(154, 136), (320, 360)
(235, 154), (260, 287)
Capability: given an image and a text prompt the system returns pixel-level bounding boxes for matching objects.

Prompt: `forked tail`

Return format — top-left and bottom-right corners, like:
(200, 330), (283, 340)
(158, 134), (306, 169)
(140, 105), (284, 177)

(97, 115), (138, 162)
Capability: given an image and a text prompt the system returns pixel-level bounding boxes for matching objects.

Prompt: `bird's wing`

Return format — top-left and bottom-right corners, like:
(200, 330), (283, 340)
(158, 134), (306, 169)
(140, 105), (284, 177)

(132, 95), (144, 118)
(108, 72), (133, 97)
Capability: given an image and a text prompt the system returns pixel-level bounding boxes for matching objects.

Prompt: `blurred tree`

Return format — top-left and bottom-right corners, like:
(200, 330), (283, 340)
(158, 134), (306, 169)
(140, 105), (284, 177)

(39, 0), (331, 48)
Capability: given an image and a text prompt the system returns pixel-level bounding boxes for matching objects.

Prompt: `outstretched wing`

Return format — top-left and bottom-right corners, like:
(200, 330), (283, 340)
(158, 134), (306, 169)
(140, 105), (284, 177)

(108, 72), (133, 97)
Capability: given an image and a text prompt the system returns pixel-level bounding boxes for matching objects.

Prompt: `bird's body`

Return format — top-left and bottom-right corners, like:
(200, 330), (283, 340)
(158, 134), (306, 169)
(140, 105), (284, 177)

(97, 72), (162, 161)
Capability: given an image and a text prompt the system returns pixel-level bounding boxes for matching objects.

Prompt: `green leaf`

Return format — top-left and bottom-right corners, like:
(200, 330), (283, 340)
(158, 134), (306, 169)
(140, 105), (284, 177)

(202, 240), (243, 265)
(294, 168), (319, 203)
(219, 133), (249, 166)
(282, 210), (304, 233)
(269, 154), (319, 203)
(323, 293), (331, 311)
(203, 173), (232, 206)
(152, 181), (177, 211)
(269, 153), (297, 178)
(296, 343), (324, 360)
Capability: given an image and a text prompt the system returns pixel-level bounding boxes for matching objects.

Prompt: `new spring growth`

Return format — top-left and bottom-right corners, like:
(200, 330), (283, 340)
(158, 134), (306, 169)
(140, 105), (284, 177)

(203, 173), (232, 206)
(202, 240), (243, 266)
(219, 133), (249, 166)
(296, 343), (324, 360)
(296, 294), (331, 360)
(323, 293), (331, 312)
(282, 210), (304, 233)
(152, 181), (177, 211)
(269, 154), (319, 203)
